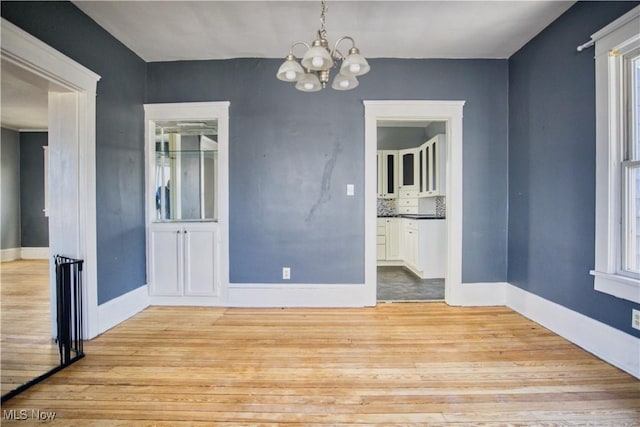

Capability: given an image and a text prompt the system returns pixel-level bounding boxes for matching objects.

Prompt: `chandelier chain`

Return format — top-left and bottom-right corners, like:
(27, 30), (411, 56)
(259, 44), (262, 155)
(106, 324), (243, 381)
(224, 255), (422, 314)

(319, 0), (328, 40)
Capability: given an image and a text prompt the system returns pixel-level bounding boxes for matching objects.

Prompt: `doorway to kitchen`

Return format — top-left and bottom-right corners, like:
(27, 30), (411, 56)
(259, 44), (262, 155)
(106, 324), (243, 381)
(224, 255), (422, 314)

(375, 120), (447, 301)
(364, 101), (465, 305)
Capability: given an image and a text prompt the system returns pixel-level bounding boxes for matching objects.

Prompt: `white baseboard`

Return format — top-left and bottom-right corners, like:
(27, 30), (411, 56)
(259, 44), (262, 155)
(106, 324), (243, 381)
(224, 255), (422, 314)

(505, 283), (639, 379)
(149, 295), (224, 306)
(448, 282), (507, 306)
(96, 284), (149, 337)
(0, 248), (21, 262)
(1, 247), (50, 261)
(228, 283), (373, 307)
(21, 247), (49, 259)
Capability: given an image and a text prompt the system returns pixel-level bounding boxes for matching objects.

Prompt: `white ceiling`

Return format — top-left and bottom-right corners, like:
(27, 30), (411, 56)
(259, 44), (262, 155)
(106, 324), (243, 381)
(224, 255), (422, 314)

(73, 1), (575, 62)
(2, 1), (576, 131)
(1, 60), (52, 131)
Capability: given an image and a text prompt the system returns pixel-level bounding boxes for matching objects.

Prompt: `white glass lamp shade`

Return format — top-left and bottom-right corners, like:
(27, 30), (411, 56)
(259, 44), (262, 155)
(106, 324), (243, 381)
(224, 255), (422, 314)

(301, 46), (334, 71)
(331, 73), (359, 91)
(276, 57), (304, 82)
(340, 52), (370, 77)
(295, 72), (322, 92)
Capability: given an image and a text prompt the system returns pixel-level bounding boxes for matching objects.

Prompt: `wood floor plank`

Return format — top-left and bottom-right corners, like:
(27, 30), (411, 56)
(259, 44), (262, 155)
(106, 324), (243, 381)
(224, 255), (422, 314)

(1, 260), (58, 396)
(2, 291), (639, 424)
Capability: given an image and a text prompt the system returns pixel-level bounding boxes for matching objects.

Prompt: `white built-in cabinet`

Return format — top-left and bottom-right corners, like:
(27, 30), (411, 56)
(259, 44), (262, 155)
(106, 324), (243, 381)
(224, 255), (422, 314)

(398, 148), (419, 191)
(144, 102), (229, 306)
(418, 134), (446, 197)
(380, 133), (446, 199)
(376, 219), (386, 261)
(401, 218), (446, 279)
(378, 217), (446, 278)
(148, 223), (218, 297)
(377, 217), (402, 261)
(377, 150), (398, 198)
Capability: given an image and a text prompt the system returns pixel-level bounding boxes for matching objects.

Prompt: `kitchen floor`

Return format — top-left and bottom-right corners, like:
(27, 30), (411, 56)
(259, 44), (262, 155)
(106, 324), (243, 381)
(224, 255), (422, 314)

(377, 266), (445, 301)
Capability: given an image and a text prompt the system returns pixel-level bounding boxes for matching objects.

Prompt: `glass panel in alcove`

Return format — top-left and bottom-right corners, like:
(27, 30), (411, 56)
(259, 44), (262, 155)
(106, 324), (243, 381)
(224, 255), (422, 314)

(154, 120), (218, 222)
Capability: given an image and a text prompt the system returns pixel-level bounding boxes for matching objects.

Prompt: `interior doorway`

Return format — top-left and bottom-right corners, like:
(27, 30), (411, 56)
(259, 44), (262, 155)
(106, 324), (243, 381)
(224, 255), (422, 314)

(1, 18), (101, 399)
(375, 120), (448, 302)
(364, 101), (465, 305)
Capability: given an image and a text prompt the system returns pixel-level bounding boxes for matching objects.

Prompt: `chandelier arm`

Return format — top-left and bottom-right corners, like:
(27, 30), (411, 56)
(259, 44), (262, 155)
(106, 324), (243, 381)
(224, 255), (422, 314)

(331, 36), (356, 59)
(289, 41), (311, 56)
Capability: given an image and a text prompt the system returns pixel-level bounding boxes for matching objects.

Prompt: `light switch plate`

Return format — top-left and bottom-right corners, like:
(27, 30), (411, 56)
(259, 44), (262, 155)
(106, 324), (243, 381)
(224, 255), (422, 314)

(346, 184), (355, 196)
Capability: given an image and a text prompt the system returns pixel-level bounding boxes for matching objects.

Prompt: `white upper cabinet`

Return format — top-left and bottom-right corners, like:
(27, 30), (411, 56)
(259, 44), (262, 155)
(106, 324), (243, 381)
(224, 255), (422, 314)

(399, 148), (420, 191)
(377, 150), (399, 198)
(419, 134), (446, 197)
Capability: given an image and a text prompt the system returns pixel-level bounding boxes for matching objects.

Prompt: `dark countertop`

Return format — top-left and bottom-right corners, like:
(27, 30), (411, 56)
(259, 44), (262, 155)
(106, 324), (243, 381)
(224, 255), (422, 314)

(378, 214), (445, 220)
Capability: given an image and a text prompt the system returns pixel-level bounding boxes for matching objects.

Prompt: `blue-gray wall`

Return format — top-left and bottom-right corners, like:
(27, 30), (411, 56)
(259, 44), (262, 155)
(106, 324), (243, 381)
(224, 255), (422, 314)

(1, 127), (20, 250)
(508, 1), (640, 337)
(2, 1), (147, 304)
(147, 58), (509, 284)
(20, 132), (48, 247)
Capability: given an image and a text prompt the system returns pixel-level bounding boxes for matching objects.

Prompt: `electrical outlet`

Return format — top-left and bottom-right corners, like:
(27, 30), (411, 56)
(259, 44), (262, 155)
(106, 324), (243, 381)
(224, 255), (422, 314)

(282, 267), (291, 280)
(632, 309), (640, 331)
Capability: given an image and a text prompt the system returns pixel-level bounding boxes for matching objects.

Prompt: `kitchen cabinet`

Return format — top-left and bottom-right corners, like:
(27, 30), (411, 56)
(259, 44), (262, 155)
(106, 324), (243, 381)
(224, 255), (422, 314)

(398, 190), (419, 214)
(403, 219), (419, 270)
(377, 217), (401, 262)
(419, 134), (446, 197)
(376, 219), (386, 261)
(385, 218), (401, 260)
(398, 148), (419, 191)
(148, 222), (218, 297)
(377, 150), (398, 199)
(401, 218), (446, 279)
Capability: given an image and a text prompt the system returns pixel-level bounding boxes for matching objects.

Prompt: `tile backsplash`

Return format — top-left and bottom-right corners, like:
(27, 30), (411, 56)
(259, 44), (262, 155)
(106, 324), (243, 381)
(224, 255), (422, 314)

(379, 196), (446, 217)
(435, 196), (446, 216)
(377, 198), (396, 216)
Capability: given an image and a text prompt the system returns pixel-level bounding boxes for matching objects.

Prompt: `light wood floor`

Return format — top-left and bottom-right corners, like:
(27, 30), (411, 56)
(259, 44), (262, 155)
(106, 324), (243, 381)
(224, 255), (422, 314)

(1, 302), (639, 425)
(1, 259), (59, 397)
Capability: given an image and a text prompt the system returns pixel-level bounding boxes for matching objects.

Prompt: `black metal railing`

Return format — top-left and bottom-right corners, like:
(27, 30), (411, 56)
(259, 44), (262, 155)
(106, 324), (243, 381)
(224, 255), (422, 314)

(1, 255), (85, 402)
(54, 255), (85, 366)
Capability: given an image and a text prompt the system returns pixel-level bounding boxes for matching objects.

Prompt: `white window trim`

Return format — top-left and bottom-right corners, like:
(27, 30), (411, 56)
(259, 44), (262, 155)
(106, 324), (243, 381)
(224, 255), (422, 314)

(592, 5), (640, 303)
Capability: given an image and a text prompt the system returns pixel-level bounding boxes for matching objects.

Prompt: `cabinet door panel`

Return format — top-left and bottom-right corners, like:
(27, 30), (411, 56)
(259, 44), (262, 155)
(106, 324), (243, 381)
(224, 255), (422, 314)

(385, 152), (397, 197)
(183, 228), (217, 296)
(386, 219), (401, 260)
(149, 228), (182, 296)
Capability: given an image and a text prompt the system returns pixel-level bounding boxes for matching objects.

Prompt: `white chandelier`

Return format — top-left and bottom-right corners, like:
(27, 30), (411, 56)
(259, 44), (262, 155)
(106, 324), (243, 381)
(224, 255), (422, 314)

(276, 0), (370, 92)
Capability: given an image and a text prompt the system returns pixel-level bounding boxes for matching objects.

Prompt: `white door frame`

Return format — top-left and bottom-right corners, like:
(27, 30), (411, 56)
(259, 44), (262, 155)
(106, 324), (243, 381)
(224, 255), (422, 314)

(364, 101), (466, 304)
(1, 19), (102, 338)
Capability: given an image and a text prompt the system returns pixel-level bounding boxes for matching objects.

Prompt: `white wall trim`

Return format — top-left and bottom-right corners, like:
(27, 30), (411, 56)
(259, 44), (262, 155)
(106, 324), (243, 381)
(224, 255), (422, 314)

(0, 248), (21, 262)
(227, 283), (369, 307)
(591, 7), (640, 304)
(1, 18), (101, 339)
(97, 284), (149, 336)
(505, 283), (639, 379)
(1, 19), (100, 92)
(452, 282), (507, 306)
(364, 100), (465, 306)
(21, 247), (49, 259)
